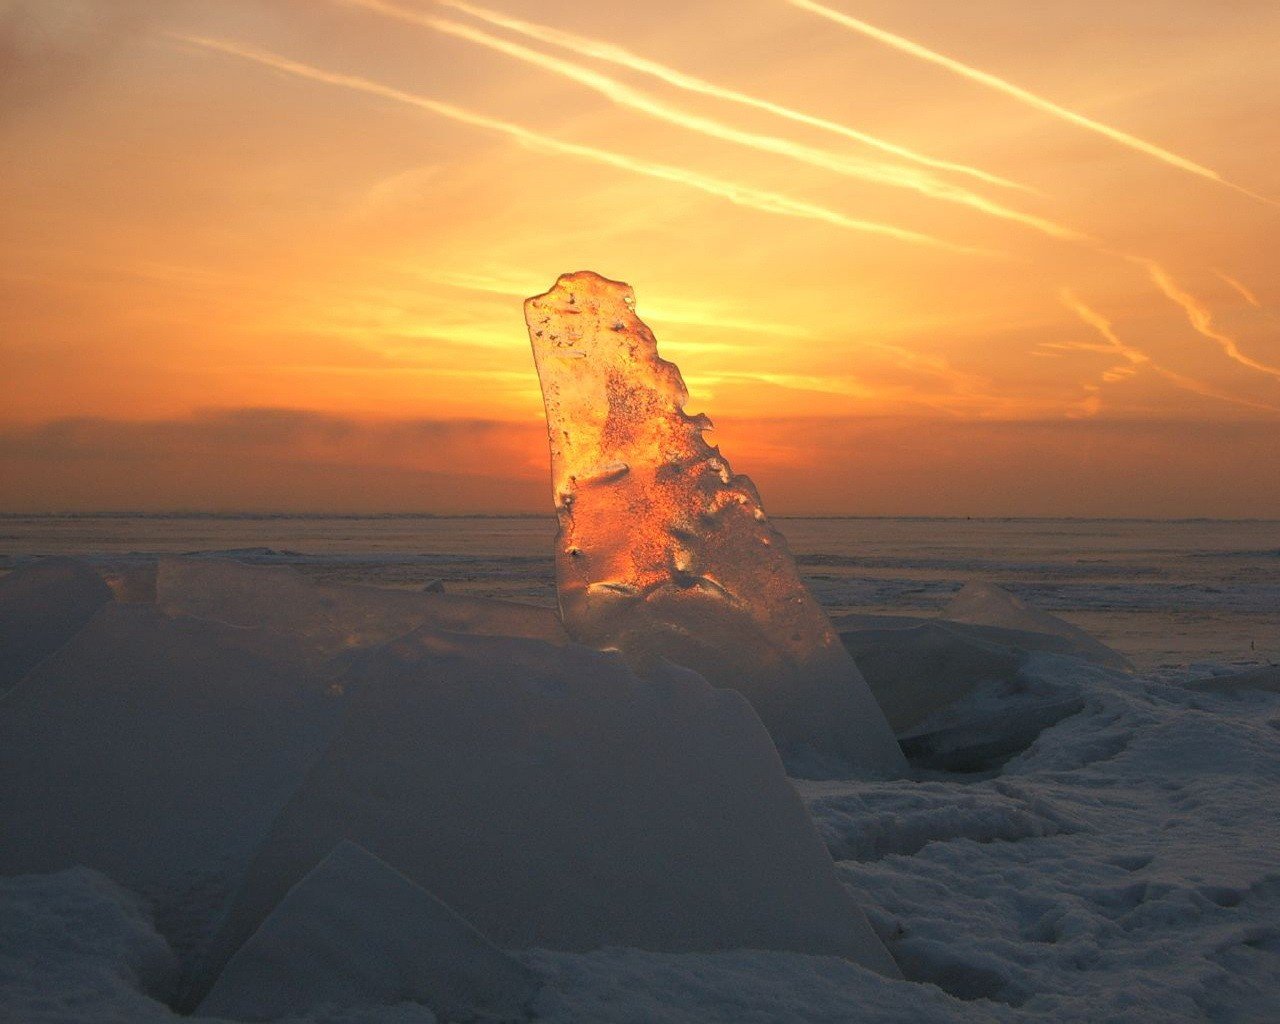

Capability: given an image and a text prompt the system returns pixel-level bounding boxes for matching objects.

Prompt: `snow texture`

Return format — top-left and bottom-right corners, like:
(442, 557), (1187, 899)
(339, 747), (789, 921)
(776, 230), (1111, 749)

(0, 868), (178, 1024)
(525, 271), (903, 777)
(0, 557), (111, 691)
(197, 841), (539, 1022)
(191, 629), (897, 1005)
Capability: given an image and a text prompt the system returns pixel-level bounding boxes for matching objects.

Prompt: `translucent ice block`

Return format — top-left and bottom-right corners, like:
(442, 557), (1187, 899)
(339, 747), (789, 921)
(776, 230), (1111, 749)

(192, 631), (899, 993)
(525, 271), (904, 776)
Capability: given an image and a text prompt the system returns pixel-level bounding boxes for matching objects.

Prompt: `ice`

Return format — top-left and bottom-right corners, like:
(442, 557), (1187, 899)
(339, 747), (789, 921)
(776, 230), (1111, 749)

(1185, 664), (1280, 694)
(197, 841), (540, 1023)
(7, 635), (1280, 1024)
(190, 629), (897, 1005)
(0, 604), (343, 950)
(525, 271), (904, 776)
(0, 557), (112, 691)
(156, 557), (567, 667)
(943, 582), (1132, 671)
(839, 609), (1108, 770)
(5, 546), (1277, 1022)
(840, 620), (1023, 732)
(896, 690), (1086, 773)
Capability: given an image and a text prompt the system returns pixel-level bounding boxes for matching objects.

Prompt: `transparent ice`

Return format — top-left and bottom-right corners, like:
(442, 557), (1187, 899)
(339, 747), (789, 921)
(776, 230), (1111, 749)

(526, 271), (904, 776)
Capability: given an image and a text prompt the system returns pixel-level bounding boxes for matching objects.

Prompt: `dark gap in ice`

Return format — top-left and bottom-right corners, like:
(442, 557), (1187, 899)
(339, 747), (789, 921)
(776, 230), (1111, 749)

(898, 697), (1086, 774)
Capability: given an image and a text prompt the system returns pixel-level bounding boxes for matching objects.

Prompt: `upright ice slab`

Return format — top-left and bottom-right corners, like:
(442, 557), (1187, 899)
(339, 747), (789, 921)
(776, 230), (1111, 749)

(525, 271), (904, 776)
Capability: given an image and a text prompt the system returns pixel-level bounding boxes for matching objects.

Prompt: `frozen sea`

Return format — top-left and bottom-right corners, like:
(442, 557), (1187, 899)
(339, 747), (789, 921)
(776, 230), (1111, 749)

(2, 514), (1278, 1023)
(3, 513), (1277, 674)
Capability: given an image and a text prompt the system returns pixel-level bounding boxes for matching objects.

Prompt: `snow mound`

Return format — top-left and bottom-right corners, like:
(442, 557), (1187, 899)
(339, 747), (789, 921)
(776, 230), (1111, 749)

(1186, 664), (1280, 695)
(156, 558), (566, 667)
(197, 841), (540, 1023)
(192, 630), (896, 1004)
(0, 557), (112, 691)
(0, 604), (343, 951)
(0, 868), (177, 1024)
(943, 582), (1132, 671)
(525, 271), (903, 777)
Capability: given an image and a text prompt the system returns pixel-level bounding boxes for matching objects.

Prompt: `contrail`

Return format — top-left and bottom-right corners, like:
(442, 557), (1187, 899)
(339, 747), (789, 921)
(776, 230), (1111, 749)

(1058, 288), (1280, 413)
(786, 0), (1280, 209)
(427, 0), (1031, 194)
(1141, 260), (1280, 382)
(1214, 270), (1262, 309)
(1057, 288), (1148, 374)
(172, 34), (971, 252)
(341, 0), (1084, 242)
(1053, 288), (1145, 413)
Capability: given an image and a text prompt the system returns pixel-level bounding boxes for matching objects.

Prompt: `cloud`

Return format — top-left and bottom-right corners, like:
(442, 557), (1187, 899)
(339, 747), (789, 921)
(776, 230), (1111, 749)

(6, 409), (1280, 517)
(1214, 270), (1262, 309)
(1052, 287), (1280, 415)
(0, 409), (549, 512)
(0, 0), (157, 116)
(435, 0), (1030, 193)
(785, 0), (1279, 208)
(715, 415), (1280, 517)
(173, 32), (971, 252)
(3, 407), (540, 461)
(1141, 260), (1280, 383)
(345, 0), (1081, 242)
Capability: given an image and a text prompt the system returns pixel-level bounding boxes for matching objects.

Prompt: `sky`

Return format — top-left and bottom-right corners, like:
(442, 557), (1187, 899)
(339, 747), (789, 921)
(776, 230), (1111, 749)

(2, 0), (1279, 516)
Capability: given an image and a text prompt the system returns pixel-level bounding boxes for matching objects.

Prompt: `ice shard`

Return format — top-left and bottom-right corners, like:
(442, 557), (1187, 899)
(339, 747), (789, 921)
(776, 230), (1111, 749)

(525, 271), (905, 776)
(943, 582), (1133, 672)
(197, 841), (540, 1022)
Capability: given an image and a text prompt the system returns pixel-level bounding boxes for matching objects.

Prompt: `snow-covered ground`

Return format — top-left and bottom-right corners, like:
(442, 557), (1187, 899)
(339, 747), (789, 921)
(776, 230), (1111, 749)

(6, 649), (1278, 1022)
(2, 534), (1278, 1023)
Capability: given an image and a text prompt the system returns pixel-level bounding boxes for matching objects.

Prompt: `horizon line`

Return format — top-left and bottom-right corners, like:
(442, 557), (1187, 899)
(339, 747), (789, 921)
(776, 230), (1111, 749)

(2, 510), (1278, 524)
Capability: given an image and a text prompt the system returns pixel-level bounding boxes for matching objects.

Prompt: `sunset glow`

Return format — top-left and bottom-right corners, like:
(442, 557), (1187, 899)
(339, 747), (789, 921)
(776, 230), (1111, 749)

(3, 0), (1278, 515)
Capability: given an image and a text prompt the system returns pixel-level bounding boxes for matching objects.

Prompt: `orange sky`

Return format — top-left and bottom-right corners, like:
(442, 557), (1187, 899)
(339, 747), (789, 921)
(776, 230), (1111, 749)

(2, 0), (1279, 515)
